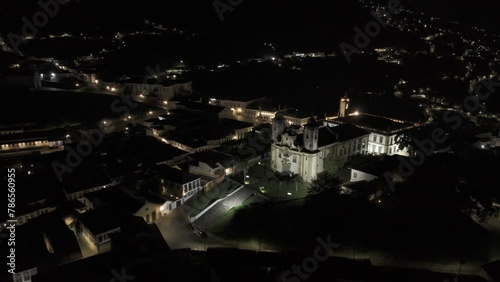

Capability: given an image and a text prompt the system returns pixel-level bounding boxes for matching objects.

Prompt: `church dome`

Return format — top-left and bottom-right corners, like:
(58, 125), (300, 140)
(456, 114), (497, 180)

(274, 111), (285, 121)
(306, 116), (319, 127)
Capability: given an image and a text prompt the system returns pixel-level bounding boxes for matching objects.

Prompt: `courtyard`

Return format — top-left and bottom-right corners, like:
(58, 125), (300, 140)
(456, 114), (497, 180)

(245, 160), (309, 200)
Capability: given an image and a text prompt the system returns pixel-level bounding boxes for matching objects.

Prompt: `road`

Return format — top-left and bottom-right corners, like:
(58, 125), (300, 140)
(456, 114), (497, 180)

(156, 209), (226, 251)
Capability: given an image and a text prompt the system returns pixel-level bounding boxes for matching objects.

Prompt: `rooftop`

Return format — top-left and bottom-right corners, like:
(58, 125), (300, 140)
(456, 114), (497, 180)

(124, 77), (191, 87)
(330, 113), (419, 134)
(219, 119), (254, 130)
(119, 135), (188, 163)
(210, 93), (265, 102)
(78, 208), (132, 235)
(157, 164), (200, 185)
(349, 155), (403, 176)
(83, 186), (145, 214)
(62, 165), (114, 194)
(246, 99), (276, 112)
(177, 101), (226, 114)
(0, 128), (66, 145)
(189, 150), (233, 169)
(14, 212), (82, 271)
(170, 135), (208, 149)
(297, 124), (369, 148)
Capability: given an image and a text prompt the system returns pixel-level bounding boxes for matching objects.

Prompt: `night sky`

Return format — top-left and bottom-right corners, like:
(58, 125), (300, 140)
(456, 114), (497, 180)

(2, 0), (500, 35)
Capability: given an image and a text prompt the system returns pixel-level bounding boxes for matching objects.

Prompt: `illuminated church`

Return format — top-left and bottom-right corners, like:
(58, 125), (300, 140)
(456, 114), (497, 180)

(270, 112), (369, 183)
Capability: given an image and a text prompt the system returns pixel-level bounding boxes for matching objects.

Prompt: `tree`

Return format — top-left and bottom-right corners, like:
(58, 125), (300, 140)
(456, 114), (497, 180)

(455, 178), (495, 223)
(323, 154), (347, 174)
(307, 171), (341, 198)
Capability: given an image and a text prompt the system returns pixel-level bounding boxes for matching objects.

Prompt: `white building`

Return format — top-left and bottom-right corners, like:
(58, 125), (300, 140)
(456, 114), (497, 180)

(271, 113), (370, 182)
(325, 97), (422, 156)
(0, 129), (66, 157)
(125, 81), (192, 100)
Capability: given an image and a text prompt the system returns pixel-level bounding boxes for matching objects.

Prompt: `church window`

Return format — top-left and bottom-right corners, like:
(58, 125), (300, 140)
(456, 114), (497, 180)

(293, 155), (297, 163)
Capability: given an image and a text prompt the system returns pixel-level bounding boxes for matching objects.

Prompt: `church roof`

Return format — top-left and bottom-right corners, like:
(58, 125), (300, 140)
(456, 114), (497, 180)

(293, 124), (369, 149)
(317, 125), (369, 147)
(274, 111), (285, 121)
(305, 117), (320, 127)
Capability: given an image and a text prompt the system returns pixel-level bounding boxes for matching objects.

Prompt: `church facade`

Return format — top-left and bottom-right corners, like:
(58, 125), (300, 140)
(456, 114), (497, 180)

(270, 113), (369, 182)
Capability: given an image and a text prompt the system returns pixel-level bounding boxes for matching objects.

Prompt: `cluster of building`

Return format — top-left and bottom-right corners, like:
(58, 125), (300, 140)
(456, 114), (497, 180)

(0, 128), (67, 157)
(270, 96), (421, 182)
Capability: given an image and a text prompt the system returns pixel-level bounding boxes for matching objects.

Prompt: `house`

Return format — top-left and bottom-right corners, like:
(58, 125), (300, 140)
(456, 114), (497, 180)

(62, 166), (118, 202)
(0, 129), (66, 157)
(2, 166), (63, 226)
(108, 216), (170, 257)
(347, 155), (405, 193)
(187, 150), (233, 178)
(10, 212), (82, 282)
(137, 165), (204, 216)
(173, 100), (231, 120)
(157, 165), (203, 200)
(82, 186), (161, 224)
(208, 95), (266, 112)
(245, 99), (317, 125)
(124, 80), (192, 100)
(77, 208), (139, 254)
